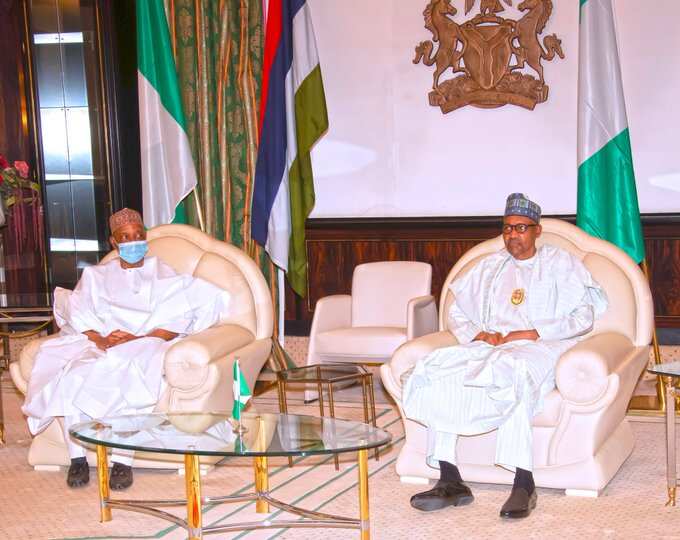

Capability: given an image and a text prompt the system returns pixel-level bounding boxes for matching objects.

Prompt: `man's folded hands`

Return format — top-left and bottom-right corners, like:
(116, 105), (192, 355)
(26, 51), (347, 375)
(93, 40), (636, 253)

(473, 329), (539, 346)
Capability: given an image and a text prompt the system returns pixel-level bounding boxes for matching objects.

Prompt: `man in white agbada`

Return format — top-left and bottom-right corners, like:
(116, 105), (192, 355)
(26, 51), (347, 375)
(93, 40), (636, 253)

(23, 208), (231, 490)
(403, 193), (607, 519)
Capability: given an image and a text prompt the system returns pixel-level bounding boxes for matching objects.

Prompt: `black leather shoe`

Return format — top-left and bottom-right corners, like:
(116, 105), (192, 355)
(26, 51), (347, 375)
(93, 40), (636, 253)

(499, 487), (537, 519)
(66, 459), (90, 488)
(109, 462), (134, 490)
(410, 480), (474, 512)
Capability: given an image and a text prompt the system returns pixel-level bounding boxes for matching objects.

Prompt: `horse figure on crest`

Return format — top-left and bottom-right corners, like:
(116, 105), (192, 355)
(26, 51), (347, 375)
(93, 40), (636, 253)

(512, 0), (564, 84)
(413, 0), (466, 90)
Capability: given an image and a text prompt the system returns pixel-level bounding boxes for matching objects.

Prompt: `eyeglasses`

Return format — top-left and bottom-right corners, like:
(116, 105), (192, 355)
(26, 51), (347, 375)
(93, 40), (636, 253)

(502, 223), (537, 234)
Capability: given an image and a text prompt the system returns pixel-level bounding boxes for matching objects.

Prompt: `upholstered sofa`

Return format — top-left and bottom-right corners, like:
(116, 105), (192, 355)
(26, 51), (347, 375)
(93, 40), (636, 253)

(380, 219), (654, 496)
(10, 224), (273, 469)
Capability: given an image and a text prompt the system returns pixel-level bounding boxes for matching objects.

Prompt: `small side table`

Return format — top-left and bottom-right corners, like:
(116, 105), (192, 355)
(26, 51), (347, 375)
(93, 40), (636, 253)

(648, 362), (680, 506)
(276, 363), (378, 469)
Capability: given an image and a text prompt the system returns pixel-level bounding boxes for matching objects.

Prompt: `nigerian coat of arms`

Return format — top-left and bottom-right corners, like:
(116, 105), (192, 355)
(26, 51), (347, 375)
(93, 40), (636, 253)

(413, 0), (565, 113)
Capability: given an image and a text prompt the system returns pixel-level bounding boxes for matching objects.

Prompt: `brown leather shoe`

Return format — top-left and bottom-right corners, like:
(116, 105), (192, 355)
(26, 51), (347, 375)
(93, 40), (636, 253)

(66, 459), (90, 488)
(499, 487), (537, 519)
(109, 462), (134, 490)
(410, 480), (474, 512)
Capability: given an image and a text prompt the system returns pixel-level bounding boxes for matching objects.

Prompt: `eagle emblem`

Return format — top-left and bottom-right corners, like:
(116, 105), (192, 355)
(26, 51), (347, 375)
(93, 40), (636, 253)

(413, 0), (565, 113)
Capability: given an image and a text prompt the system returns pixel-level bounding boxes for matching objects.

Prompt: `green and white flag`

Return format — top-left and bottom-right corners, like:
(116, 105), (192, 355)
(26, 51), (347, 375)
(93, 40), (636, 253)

(576, 0), (644, 263)
(136, 0), (197, 227)
(232, 359), (252, 421)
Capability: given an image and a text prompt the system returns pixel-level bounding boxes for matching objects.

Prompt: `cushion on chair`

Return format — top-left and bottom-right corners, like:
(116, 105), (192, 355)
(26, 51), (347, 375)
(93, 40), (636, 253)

(351, 262), (432, 328)
(582, 253), (637, 343)
(315, 327), (407, 358)
(193, 252), (257, 335)
(147, 237), (206, 276)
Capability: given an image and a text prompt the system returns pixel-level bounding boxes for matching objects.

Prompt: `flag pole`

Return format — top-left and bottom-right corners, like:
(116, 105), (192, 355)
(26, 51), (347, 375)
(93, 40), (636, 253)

(236, 359), (243, 435)
(191, 186), (205, 233)
(641, 258), (667, 412)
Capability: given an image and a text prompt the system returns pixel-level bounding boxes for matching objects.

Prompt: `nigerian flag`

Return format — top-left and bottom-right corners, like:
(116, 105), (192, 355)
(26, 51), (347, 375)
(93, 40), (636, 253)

(137, 0), (197, 227)
(232, 359), (252, 421)
(576, 0), (644, 263)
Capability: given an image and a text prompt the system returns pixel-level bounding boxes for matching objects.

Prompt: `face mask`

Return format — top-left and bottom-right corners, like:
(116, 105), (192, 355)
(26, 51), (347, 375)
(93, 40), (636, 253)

(118, 240), (148, 264)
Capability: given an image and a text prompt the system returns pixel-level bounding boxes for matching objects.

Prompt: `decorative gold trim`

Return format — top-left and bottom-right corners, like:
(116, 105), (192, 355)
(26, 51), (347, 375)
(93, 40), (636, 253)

(93, 1), (114, 216)
(20, 0), (50, 289)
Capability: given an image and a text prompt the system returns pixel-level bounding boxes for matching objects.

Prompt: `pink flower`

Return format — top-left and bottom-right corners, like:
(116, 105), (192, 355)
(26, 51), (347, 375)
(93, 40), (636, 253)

(14, 161), (29, 178)
(0, 155), (8, 170)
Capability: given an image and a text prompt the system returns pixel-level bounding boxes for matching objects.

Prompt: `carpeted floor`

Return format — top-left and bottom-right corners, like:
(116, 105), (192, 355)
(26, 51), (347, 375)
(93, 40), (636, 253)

(2, 370), (680, 540)
(3, 338), (680, 539)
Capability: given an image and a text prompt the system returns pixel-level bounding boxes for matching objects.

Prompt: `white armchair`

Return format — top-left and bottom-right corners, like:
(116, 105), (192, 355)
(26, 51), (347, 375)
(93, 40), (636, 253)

(306, 261), (438, 370)
(10, 224), (273, 469)
(380, 219), (654, 496)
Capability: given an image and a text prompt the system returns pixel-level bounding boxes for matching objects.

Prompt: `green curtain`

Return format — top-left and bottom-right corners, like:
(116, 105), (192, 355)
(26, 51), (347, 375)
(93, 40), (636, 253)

(165, 0), (287, 366)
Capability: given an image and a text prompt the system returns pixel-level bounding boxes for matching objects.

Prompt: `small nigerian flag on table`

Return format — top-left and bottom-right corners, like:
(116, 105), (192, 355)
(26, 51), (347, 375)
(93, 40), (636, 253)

(232, 359), (252, 420)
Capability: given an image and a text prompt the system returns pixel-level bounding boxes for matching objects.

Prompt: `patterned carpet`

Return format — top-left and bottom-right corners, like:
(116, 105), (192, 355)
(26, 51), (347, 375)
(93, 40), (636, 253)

(3, 341), (680, 539)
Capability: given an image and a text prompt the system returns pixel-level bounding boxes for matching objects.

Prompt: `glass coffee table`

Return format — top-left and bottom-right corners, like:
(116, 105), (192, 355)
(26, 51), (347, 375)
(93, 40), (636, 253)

(276, 363), (378, 469)
(70, 411), (391, 539)
(648, 362), (680, 507)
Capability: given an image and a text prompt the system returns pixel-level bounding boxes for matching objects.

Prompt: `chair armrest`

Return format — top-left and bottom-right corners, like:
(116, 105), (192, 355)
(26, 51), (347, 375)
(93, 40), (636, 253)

(555, 332), (634, 404)
(164, 324), (254, 372)
(310, 295), (352, 335)
(10, 335), (58, 395)
(406, 295), (438, 340)
(381, 331), (458, 400)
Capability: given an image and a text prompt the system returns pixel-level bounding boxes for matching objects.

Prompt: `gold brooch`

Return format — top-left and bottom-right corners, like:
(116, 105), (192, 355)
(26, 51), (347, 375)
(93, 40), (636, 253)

(511, 288), (525, 305)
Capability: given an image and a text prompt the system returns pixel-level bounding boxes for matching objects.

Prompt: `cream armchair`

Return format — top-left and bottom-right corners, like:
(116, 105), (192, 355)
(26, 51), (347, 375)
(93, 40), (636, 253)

(380, 219), (654, 496)
(10, 224), (273, 469)
(306, 261), (437, 369)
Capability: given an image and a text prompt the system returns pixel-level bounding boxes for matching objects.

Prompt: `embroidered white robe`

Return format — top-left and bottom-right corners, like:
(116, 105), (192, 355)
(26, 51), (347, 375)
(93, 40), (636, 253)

(403, 244), (607, 472)
(23, 257), (231, 456)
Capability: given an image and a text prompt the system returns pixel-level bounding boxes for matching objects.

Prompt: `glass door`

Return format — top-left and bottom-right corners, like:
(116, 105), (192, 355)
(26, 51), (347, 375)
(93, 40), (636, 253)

(28, 0), (111, 290)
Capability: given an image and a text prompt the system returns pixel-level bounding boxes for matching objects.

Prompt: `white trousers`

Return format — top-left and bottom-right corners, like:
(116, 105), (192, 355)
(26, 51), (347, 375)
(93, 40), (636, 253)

(426, 368), (534, 472)
(63, 414), (134, 466)
(405, 341), (560, 473)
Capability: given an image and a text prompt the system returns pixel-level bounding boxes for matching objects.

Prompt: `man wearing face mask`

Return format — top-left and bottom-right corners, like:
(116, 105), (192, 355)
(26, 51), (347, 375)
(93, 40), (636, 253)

(23, 208), (231, 490)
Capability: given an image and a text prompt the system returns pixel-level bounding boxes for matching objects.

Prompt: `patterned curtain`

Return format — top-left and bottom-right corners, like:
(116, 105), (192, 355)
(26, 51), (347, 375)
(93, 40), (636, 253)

(165, 0), (287, 368)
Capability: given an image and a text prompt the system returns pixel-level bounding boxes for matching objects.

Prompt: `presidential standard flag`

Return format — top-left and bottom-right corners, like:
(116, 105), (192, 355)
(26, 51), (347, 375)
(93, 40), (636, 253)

(252, 0), (328, 295)
(137, 0), (197, 227)
(576, 0), (644, 263)
(232, 359), (252, 421)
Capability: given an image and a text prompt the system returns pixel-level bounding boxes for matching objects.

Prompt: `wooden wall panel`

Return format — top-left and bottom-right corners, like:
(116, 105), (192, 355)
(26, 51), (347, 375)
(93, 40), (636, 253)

(643, 218), (680, 327)
(285, 215), (680, 334)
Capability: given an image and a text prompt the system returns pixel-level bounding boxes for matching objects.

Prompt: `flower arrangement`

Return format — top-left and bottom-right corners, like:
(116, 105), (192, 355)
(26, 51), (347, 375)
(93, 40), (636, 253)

(0, 155), (40, 209)
(0, 154), (44, 256)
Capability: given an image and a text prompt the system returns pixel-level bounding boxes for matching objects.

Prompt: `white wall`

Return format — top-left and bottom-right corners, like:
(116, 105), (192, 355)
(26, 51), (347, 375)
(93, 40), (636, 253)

(308, 0), (680, 217)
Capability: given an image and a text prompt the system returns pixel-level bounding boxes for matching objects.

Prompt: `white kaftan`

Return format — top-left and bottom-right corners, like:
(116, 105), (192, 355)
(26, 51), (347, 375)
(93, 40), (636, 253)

(23, 257), (230, 459)
(403, 244), (607, 472)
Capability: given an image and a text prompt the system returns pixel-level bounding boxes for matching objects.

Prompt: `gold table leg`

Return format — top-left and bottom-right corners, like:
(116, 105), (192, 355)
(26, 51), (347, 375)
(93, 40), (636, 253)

(185, 454), (203, 539)
(96, 445), (111, 522)
(665, 379), (677, 507)
(255, 456), (269, 513)
(358, 448), (370, 540)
